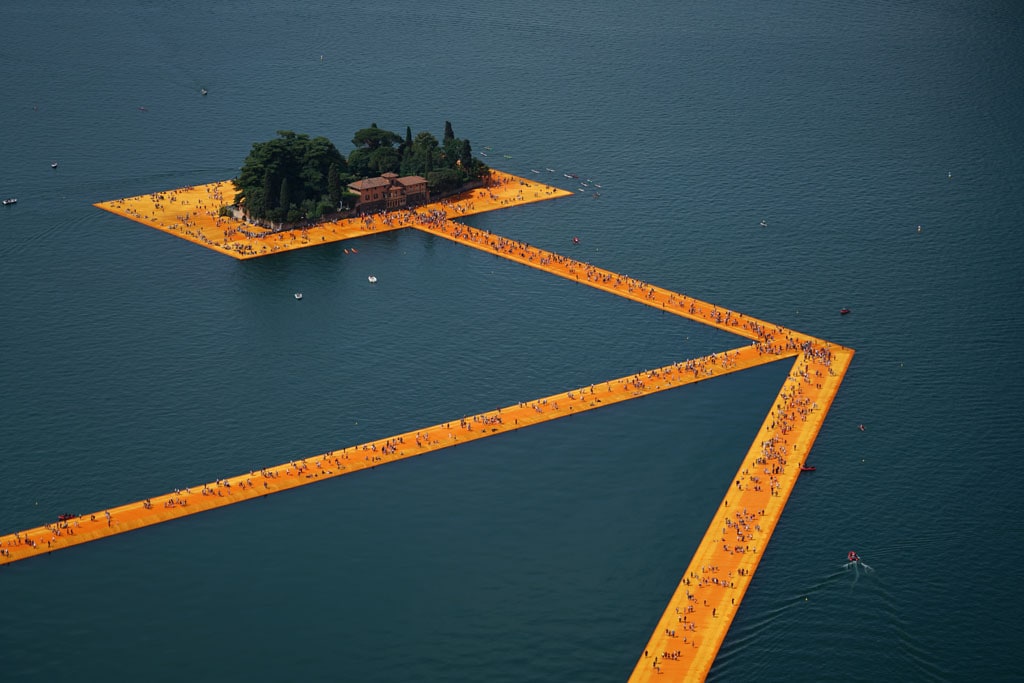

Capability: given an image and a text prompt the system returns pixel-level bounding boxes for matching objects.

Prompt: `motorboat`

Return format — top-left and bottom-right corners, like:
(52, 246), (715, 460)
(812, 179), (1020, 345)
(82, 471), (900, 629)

(840, 308), (851, 315)
(847, 551), (860, 563)
(368, 275), (378, 283)
(2, 198), (17, 206)
(760, 219), (768, 228)
(572, 236), (580, 245)
(200, 88), (208, 96)
(51, 161), (58, 169)
(294, 292), (303, 300)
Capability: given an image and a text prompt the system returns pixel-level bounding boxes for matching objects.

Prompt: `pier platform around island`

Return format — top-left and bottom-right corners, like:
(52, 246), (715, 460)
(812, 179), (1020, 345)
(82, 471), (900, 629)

(93, 169), (572, 259)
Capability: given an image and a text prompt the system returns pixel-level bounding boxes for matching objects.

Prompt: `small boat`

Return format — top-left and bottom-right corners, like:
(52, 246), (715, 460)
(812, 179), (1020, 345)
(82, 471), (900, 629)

(51, 162), (58, 169)
(572, 236), (580, 245)
(759, 219), (767, 228)
(800, 465), (816, 472)
(294, 292), (303, 300)
(2, 198), (17, 206)
(531, 169), (541, 174)
(200, 88), (208, 96)
(479, 152), (487, 157)
(847, 551), (860, 563)
(545, 167), (555, 172)
(503, 154), (512, 159)
(138, 106), (148, 112)
(840, 308), (851, 315)
(564, 172), (579, 179)
(367, 275), (377, 283)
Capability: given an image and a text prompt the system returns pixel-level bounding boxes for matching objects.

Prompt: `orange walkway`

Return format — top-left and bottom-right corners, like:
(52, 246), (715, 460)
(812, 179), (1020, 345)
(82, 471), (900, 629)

(405, 213), (854, 680)
(93, 170), (572, 259)
(627, 346), (854, 681)
(0, 344), (782, 566)
(4, 175), (857, 682)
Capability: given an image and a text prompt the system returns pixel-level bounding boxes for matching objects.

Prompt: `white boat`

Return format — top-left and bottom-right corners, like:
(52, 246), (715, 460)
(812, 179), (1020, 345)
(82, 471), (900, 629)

(2, 198), (17, 206)
(294, 292), (303, 300)
(368, 275), (378, 283)
(760, 219), (768, 228)
(50, 162), (58, 169)
(200, 88), (208, 96)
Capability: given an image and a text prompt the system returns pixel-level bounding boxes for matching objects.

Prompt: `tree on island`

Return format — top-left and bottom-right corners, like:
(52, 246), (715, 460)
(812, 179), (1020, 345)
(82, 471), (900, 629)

(233, 121), (488, 226)
(347, 123), (403, 177)
(234, 131), (348, 224)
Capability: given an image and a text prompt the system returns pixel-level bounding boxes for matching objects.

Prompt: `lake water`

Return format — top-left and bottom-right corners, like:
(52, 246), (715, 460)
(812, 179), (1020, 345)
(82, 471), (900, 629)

(1, 1), (1022, 680)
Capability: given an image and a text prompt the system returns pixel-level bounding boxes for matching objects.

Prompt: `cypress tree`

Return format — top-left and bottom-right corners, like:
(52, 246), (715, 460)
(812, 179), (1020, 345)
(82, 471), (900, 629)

(327, 163), (341, 205)
(279, 177), (290, 212)
(262, 173), (275, 210)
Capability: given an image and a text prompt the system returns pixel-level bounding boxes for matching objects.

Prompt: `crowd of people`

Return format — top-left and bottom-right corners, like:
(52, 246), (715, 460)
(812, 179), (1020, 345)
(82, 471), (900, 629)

(18, 175), (852, 681)
(96, 170), (563, 261)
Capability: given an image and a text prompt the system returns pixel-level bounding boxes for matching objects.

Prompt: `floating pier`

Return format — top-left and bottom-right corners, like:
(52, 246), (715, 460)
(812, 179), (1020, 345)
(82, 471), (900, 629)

(5, 172), (854, 682)
(93, 170), (573, 259)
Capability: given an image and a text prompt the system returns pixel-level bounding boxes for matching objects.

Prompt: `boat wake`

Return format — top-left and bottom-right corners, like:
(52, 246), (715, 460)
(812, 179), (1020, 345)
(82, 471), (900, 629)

(842, 558), (875, 586)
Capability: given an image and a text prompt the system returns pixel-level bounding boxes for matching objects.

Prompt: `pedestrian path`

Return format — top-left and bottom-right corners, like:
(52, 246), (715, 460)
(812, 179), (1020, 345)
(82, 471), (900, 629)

(627, 345), (854, 681)
(0, 344), (783, 566)
(93, 170), (572, 259)
(12, 172), (855, 682)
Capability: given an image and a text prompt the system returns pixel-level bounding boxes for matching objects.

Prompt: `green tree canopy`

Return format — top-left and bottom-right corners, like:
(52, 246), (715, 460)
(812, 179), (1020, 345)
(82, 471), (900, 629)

(234, 121), (489, 225)
(235, 131), (346, 223)
(351, 123), (402, 151)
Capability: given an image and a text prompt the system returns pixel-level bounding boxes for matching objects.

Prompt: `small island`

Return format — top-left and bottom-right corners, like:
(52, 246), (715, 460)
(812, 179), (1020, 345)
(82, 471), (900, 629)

(95, 121), (573, 259)
(232, 121), (489, 227)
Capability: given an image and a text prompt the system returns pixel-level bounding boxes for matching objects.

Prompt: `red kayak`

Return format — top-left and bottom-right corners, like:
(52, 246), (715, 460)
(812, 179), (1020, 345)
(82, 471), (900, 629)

(800, 465), (816, 472)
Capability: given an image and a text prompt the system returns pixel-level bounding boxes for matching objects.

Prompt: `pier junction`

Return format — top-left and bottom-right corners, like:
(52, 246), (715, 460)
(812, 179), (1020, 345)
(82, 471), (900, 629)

(4, 172), (854, 681)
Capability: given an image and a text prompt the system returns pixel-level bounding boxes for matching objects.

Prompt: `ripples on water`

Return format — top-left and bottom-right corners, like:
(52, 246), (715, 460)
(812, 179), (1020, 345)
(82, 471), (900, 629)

(2, 1), (1022, 681)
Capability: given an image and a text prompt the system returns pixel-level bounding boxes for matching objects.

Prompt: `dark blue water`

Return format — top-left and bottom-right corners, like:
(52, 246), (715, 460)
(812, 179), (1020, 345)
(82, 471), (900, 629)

(2, 2), (1022, 681)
